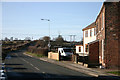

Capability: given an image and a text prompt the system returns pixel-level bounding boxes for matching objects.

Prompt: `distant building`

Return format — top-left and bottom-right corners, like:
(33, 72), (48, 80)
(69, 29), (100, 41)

(24, 37), (31, 41)
(10, 37), (13, 41)
(14, 38), (18, 41)
(4, 37), (10, 41)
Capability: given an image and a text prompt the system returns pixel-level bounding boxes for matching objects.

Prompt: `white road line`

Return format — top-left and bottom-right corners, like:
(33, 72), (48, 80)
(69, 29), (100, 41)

(20, 58), (40, 71)
(34, 67), (40, 70)
(42, 72), (45, 73)
(21, 58), (29, 64)
(30, 63), (34, 67)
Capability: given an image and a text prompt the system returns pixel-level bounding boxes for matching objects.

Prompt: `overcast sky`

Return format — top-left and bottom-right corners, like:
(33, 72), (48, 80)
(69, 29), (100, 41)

(2, 2), (103, 41)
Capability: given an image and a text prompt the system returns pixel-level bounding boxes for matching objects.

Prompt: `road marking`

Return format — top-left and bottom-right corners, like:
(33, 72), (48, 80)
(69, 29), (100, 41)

(42, 72), (45, 73)
(30, 63), (34, 67)
(21, 58), (29, 64)
(34, 67), (40, 70)
(20, 58), (40, 71)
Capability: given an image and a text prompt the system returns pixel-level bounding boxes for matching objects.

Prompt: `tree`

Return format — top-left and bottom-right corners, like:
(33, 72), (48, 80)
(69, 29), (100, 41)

(55, 35), (64, 46)
(42, 36), (50, 42)
(55, 35), (64, 42)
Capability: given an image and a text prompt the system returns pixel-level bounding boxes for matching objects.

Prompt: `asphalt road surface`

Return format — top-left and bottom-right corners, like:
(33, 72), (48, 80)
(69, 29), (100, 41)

(4, 50), (119, 80)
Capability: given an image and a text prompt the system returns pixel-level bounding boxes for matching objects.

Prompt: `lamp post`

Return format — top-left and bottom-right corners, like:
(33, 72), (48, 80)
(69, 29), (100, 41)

(41, 19), (51, 51)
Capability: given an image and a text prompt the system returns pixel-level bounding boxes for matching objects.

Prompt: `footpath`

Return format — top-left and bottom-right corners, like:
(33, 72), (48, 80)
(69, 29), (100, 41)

(24, 53), (120, 78)
(39, 57), (115, 77)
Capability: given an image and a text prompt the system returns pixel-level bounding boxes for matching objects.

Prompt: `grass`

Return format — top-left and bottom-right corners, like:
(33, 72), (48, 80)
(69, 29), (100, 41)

(107, 71), (120, 76)
(26, 52), (46, 58)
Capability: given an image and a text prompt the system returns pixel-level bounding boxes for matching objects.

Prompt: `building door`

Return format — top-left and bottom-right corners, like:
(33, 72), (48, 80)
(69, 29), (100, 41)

(88, 41), (99, 64)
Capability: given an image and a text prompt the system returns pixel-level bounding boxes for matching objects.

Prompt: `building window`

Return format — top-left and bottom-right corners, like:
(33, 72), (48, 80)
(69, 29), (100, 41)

(85, 30), (88, 37)
(79, 47), (81, 52)
(85, 44), (88, 52)
(99, 18), (101, 31)
(94, 28), (96, 35)
(90, 29), (92, 37)
(102, 12), (104, 29)
(96, 22), (98, 34)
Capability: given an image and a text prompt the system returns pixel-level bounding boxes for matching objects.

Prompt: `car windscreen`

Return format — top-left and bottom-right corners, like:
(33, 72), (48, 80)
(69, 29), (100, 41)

(63, 49), (72, 52)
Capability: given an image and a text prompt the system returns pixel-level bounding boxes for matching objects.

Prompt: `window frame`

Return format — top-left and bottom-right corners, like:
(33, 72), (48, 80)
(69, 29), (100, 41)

(85, 44), (88, 52)
(90, 29), (92, 37)
(85, 30), (88, 37)
(79, 47), (81, 52)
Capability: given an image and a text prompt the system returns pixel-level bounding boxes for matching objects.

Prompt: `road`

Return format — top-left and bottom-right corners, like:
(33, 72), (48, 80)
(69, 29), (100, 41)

(5, 50), (120, 80)
(4, 50), (95, 80)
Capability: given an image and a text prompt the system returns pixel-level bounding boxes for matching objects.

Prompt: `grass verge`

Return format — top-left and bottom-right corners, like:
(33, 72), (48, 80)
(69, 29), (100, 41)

(107, 71), (120, 76)
(26, 52), (46, 58)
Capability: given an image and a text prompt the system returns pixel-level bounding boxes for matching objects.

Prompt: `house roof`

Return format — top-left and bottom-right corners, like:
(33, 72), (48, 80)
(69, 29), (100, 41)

(82, 22), (96, 31)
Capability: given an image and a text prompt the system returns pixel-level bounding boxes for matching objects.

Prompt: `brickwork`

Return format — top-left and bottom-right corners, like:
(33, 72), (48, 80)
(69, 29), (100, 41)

(96, 3), (106, 67)
(104, 2), (120, 69)
(95, 2), (120, 69)
(118, 2), (120, 70)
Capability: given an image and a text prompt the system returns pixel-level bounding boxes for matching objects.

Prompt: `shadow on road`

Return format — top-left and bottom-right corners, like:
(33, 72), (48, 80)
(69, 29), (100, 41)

(6, 72), (120, 80)
(5, 64), (23, 66)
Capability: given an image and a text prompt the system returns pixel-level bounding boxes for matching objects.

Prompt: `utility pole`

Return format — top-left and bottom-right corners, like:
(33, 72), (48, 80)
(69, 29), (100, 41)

(41, 19), (51, 51)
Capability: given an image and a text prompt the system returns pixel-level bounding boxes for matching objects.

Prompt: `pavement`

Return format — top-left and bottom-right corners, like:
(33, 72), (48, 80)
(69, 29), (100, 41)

(39, 57), (118, 77)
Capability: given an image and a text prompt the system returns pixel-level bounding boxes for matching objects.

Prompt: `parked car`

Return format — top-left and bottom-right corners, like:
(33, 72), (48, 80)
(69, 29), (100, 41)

(58, 48), (73, 57)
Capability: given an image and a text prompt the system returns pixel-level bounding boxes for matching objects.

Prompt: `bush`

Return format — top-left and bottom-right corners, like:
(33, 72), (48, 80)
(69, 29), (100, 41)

(27, 46), (48, 56)
(27, 46), (36, 53)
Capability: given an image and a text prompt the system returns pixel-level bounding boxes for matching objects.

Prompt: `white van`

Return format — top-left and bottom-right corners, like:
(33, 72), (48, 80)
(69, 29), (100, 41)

(58, 48), (73, 57)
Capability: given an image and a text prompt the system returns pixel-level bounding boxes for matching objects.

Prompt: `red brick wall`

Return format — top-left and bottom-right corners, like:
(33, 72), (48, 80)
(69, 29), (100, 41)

(96, 4), (106, 67)
(104, 2), (120, 69)
(118, 2), (120, 70)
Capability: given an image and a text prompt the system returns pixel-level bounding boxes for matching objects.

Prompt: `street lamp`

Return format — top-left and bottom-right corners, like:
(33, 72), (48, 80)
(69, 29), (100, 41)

(41, 19), (51, 51)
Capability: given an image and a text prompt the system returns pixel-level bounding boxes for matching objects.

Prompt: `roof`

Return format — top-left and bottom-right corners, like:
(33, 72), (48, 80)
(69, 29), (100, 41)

(82, 22), (96, 31)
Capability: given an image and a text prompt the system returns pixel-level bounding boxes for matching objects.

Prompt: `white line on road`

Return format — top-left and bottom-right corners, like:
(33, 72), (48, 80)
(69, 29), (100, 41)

(30, 63), (34, 67)
(20, 58), (40, 71)
(21, 58), (29, 64)
(42, 72), (45, 73)
(34, 67), (40, 70)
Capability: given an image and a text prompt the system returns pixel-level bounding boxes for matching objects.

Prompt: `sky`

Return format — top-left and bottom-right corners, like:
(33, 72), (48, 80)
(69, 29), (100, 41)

(2, 2), (103, 41)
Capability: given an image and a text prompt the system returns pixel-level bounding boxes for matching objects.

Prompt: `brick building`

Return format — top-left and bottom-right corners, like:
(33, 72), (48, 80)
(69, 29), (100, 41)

(95, 2), (120, 69)
(81, 2), (120, 69)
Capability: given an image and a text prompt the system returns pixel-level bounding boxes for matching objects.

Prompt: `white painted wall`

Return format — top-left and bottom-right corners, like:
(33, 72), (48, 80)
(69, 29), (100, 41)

(76, 46), (83, 53)
(83, 28), (96, 54)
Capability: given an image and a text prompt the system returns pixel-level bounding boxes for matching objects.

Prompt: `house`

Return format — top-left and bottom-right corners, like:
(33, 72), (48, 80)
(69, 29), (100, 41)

(81, 2), (120, 69)
(95, 2), (120, 69)
(75, 45), (84, 56)
(82, 22), (96, 55)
